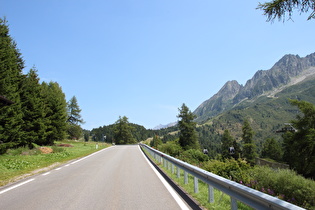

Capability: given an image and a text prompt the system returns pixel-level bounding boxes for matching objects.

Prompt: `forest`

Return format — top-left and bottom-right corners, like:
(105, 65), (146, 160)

(0, 18), (84, 154)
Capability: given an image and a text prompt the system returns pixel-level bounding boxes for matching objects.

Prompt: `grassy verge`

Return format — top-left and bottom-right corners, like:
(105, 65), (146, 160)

(142, 148), (253, 210)
(0, 141), (109, 187)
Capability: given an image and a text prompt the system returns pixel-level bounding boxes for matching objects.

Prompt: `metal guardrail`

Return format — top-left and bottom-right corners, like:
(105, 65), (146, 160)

(140, 144), (305, 210)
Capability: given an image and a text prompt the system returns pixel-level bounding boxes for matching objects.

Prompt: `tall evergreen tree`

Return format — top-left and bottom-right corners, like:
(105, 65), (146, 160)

(177, 103), (199, 150)
(261, 138), (282, 161)
(221, 130), (234, 159)
(113, 116), (135, 144)
(242, 119), (256, 164)
(67, 96), (83, 139)
(0, 18), (24, 153)
(283, 99), (315, 178)
(41, 81), (67, 144)
(20, 68), (46, 146)
(67, 96), (83, 125)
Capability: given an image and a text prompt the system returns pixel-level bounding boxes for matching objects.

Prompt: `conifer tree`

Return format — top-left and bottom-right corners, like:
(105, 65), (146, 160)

(177, 103), (199, 150)
(41, 81), (67, 144)
(67, 96), (83, 139)
(242, 119), (256, 164)
(283, 99), (315, 178)
(0, 18), (24, 153)
(221, 130), (234, 159)
(20, 68), (47, 146)
(113, 116), (136, 144)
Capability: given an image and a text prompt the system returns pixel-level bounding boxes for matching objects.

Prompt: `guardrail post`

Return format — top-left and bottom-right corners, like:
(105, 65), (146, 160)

(171, 164), (174, 174)
(231, 197), (237, 210)
(177, 167), (180, 178)
(208, 185), (214, 203)
(194, 177), (199, 193)
(184, 171), (188, 184)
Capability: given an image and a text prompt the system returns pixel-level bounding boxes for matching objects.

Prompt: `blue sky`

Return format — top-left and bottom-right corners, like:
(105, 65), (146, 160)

(1, 0), (315, 130)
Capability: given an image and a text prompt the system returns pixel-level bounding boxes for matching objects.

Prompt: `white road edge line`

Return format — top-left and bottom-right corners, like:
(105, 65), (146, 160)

(70, 146), (112, 165)
(138, 145), (190, 210)
(42, 172), (50, 176)
(0, 178), (35, 195)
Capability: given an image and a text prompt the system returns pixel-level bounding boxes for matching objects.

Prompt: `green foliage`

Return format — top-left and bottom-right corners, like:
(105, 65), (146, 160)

(196, 124), (221, 158)
(242, 119), (257, 164)
(0, 18), (24, 151)
(179, 149), (209, 165)
(257, 0), (315, 21)
(67, 96), (83, 139)
(67, 124), (82, 140)
(221, 130), (234, 159)
(113, 116), (136, 144)
(261, 138), (283, 161)
(2, 159), (33, 170)
(247, 166), (315, 209)
(283, 99), (315, 178)
(67, 96), (83, 125)
(41, 81), (68, 144)
(202, 158), (251, 181)
(150, 135), (162, 148)
(0, 19), (69, 151)
(20, 68), (47, 147)
(177, 103), (199, 150)
(158, 140), (183, 157)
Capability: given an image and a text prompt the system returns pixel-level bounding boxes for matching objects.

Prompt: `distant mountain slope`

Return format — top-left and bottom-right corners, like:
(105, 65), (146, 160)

(194, 52), (315, 123)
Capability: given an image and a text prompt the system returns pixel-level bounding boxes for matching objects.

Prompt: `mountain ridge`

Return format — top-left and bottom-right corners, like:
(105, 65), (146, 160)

(194, 52), (315, 122)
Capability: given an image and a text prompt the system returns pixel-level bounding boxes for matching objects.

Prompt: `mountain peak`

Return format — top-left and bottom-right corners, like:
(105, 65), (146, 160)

(194, 52), (315, 122)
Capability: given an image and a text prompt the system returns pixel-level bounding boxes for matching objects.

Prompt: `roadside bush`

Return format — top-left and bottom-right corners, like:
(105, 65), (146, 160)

(158, 140), (182, 157)
(179, 149), (209, 165)
(247, 166), (315, 209)
(202, 158), (251, 182)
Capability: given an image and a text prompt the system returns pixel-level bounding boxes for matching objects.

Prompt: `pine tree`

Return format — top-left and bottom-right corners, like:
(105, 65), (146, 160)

(283, 99), (315, 178)
(221, 130), (234, 159)
(20, 68), (47, 146)
(41, 81), (67, 144)
(177, 103), (199, 150)
(113, 116), (136, 144)
(67, 96), (83, 139)
(242, 119), (256, 164)
(67, 96), (83, 125)
(261, 138), (282, 161)
(0, 18), (24, 153)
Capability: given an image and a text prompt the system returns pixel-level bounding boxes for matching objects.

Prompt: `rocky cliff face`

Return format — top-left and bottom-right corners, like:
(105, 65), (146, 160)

(194, 52), (315, 122)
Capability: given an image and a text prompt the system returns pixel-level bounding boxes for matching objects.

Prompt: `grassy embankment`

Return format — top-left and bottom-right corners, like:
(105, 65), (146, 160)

(0, 141), (109, 187)
(142, 148), (253, 210)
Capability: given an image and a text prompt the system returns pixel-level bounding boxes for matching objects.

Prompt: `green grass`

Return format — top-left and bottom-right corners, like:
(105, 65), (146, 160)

(0, 141), (109, 186)
(143, 149), (253, 210)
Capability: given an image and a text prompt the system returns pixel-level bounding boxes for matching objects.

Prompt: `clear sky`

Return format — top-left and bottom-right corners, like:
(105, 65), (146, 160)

(1, 0), (315, 130)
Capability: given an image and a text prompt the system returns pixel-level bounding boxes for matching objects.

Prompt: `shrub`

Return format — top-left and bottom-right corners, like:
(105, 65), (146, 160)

(203, 158), (251, 181)
(179, 149), (209, 165)
(247, 166), (315, 209)
(158, 140), (182, 157)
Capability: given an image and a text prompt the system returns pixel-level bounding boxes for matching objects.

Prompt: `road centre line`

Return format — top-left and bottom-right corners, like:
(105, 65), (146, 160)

(0, 147), (112, 195)
(0, 179), (35, 195)
(138, 146), (189, 210)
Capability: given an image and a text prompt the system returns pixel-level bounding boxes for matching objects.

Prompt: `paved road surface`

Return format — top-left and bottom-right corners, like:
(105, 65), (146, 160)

(0, 145), (190, 210)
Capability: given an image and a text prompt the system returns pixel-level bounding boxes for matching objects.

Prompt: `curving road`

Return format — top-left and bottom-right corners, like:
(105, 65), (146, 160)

(0, 145), (190, 210)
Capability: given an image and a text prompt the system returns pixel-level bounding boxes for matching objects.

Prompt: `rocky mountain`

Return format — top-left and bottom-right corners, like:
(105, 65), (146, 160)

(153, 122), (177, 130)
(194, 52), (315, 123)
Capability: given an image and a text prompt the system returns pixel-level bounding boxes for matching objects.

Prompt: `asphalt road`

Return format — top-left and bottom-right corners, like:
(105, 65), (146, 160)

(0, 145), (190, 210)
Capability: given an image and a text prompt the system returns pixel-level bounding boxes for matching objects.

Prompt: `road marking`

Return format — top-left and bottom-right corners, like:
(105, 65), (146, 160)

(55, 167), (62, 171)
(42, 172), (50, 176)
(70, 146), (112, 165)
(138, 146), (190, 210)
(0, 179), (35, 195)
